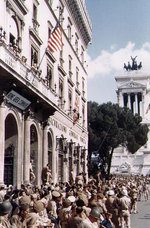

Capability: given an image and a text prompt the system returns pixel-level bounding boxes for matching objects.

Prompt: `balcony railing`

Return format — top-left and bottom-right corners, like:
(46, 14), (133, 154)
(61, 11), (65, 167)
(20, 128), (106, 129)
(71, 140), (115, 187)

(0, 42), (57, 106)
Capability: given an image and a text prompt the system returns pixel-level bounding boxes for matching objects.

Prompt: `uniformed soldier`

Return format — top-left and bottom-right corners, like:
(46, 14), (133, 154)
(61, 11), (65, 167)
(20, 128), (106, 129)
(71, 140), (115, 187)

(78, 207), (101, 228)
(0, 201), (12, 228)
(47, 190), (61, 225)
(10, 204), (30, 227)
(119, 189), (131, 228)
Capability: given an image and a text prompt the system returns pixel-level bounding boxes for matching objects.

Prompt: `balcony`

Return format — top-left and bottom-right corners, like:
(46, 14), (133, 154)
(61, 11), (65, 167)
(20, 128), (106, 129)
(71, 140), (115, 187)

(0, 41), (57, 118)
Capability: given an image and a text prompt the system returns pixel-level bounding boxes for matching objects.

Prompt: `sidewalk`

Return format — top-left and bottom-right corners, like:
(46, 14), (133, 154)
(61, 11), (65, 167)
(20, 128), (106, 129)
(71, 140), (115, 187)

(131, 196), (150, 228)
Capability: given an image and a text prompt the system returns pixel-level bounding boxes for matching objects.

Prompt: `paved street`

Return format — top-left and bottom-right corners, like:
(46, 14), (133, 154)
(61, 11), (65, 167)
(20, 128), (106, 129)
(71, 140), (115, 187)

(131, 196), (150, 228)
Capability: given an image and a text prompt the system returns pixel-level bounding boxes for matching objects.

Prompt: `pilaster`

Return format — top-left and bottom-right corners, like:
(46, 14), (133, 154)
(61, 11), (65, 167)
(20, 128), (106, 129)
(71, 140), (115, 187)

(0, 104), (5, 183)
(23, 116), (31, 184)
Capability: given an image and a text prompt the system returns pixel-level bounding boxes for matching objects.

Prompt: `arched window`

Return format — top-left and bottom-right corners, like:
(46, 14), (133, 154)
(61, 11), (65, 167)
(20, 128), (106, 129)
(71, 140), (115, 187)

(9, 17), (18, 46)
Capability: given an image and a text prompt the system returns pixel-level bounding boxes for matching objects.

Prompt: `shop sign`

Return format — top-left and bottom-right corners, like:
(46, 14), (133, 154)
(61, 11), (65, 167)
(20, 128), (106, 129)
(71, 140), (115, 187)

(6, 90), (31, 110)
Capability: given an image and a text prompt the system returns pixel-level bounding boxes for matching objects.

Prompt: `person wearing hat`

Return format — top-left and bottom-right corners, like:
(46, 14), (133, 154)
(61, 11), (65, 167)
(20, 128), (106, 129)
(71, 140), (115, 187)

(68, 199), (87, 228)
(10, 204), (30, 227)
(130, 185), (138, 214)
(97, 193), (107, 219)
(78, 206), (101, 228)
(105, 190), (120, 228)
(119, 189), (131, 228)
(30, 194), (38, 212)
(33, 200), (52, 227)
(19, 194), (31, 207)
(47, 190), (61, 220)
(83, 185), (91, 200)
(0, 184), (6, 203)
(0, 201), (12, 228)
(88, 193), (97, 208)
(58, 198), (72, 228)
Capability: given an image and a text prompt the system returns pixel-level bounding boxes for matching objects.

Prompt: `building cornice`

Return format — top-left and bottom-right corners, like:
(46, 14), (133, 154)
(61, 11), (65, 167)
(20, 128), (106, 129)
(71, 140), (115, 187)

(64, 0), (92, 47)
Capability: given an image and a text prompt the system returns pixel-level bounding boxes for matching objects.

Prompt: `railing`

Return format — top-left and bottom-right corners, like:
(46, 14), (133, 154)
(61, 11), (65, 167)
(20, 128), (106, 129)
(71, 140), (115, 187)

(0, 42), (57, 105)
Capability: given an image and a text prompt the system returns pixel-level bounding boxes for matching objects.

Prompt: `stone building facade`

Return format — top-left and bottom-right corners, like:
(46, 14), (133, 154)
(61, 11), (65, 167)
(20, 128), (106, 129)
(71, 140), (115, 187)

(0, 0), (92, 188)
(111, 63), (150, 176)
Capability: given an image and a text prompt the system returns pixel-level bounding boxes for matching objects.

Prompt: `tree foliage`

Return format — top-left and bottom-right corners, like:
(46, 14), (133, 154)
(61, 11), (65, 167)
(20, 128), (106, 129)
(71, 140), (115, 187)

(88, 101), (149, 177)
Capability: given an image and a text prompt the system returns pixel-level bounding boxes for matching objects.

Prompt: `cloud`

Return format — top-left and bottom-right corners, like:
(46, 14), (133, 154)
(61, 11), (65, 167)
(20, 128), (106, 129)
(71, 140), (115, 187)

(87, 42), (150, 78)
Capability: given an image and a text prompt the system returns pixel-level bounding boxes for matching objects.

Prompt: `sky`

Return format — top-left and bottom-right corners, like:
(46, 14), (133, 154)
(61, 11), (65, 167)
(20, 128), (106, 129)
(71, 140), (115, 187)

(85, 0), (150, 104)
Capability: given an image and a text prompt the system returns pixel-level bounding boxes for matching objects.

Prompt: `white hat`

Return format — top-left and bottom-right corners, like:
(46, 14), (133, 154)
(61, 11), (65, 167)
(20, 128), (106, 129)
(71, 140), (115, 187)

(122, 186), (126, 190)
(68, 196), (76, 203)
(107, 190), (114, 196)
(122, 189), (128, 196)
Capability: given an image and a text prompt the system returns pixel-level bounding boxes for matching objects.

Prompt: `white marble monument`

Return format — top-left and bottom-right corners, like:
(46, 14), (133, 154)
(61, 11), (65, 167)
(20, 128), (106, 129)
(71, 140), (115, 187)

(111, 57), (150, 176)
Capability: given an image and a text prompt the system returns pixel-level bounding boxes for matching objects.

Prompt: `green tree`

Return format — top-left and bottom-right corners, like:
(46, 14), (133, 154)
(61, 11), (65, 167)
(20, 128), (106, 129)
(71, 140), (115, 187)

(88, 101), (149, 178)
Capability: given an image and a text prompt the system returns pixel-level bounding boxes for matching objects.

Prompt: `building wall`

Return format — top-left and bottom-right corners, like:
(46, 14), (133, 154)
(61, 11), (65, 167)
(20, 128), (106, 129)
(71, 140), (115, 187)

(0, 0), (92, 187)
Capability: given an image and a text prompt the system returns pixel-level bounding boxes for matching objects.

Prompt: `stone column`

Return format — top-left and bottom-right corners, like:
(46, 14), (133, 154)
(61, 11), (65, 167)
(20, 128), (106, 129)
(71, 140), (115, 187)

(0, 104), (5, 184)
(78, 146), (82, 174)
(70, 142), (76, 181)
(141, 93), (145, 118)
(23, 117), (31, 184)
(52, 138), (57, 184)
(127, 94), (129, 108)
(37, 123), (42, 186)
(73, 145), (77, 176)
(54, 136), (60, 184)
(135, 94), (138, 114)
(43, 126), (48, 167)
(71, 143), (75, 169)
(62, 142), (69, 183)
(84, 149), (88, 184)
(128, 94), (131, 110)
(120, 92), (124, 107)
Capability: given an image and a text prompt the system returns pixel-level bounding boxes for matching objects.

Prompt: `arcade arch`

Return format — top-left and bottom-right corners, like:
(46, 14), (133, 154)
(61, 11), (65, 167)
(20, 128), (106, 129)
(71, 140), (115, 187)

(4, 113), (18, 186)
(30, 124), (38, 184)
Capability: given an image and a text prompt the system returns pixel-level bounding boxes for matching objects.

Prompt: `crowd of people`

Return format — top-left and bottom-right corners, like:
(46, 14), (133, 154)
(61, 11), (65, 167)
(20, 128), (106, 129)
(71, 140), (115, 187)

(0, 171), (149, 228)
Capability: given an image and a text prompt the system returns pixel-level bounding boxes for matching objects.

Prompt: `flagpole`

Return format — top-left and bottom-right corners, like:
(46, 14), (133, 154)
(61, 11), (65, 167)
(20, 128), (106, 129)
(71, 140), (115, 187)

(37, 48), (47, 70)
(32, 48), (47, 84)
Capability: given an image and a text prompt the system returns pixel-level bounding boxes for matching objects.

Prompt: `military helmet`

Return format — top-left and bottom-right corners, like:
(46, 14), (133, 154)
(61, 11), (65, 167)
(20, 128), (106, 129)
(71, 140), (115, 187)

(90, 207), (101, 219)
(0, 201), (12, 216)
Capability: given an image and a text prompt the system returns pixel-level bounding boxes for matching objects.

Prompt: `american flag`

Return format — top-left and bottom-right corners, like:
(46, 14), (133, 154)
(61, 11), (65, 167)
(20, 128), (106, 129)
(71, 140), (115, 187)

(48, 23), (63, 53)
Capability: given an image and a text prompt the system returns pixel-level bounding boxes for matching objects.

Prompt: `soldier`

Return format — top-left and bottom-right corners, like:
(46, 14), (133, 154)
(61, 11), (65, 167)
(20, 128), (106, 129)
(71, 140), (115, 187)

(130, 185), (138, 214)
(119, 189), (131, 228)
(78, 207), (101, 228)
(58, 198), (72, 228)
(33, 200), (52, 227)
(105, 190), (119, 227)
(143, 183), (149, 201)
(0, 201), (12, 228)
(0, 184), (6, 203)
(10, 204), (30, 227)
(97, 193), (107, 218)
(47, 191), (61, 221)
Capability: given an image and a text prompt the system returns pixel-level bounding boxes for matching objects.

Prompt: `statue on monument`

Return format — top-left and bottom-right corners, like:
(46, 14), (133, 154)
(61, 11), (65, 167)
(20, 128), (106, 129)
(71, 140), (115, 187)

(29, 160), (36, 184)
(41, 163), (52, 185)
(124, 56), (142, 71)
